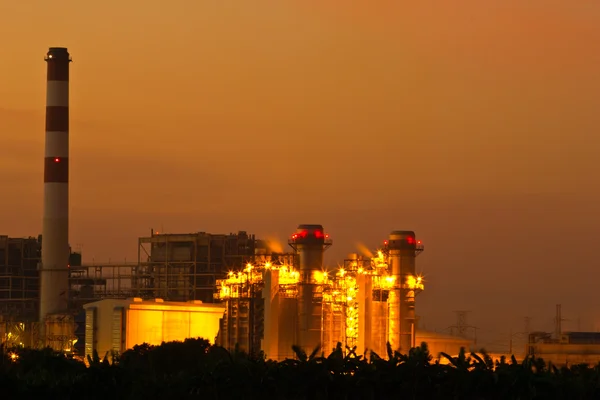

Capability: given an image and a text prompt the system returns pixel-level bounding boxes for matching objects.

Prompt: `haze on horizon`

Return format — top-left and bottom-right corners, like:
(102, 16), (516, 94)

(1, 0), (599, 350)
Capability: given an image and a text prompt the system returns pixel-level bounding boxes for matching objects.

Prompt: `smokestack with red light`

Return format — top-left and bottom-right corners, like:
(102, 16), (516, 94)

(40, 47), (72, 323)
(288, 224), (332, 353)
(386, 230), (424, 353)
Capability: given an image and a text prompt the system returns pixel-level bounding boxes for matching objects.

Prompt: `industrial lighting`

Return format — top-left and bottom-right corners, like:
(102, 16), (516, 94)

(54, 157), (61, 162)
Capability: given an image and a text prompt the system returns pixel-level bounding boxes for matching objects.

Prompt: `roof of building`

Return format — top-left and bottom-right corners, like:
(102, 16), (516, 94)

(83, 297), (226, 312)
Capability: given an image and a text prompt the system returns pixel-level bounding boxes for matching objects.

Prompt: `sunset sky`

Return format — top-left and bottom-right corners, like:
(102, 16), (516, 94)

(1, 0), (599, 348)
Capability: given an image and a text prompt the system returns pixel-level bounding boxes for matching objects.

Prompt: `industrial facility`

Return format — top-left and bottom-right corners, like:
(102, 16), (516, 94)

(214, 225), (426, 360)
(0, 47), (518, 362)
(5, 46), (597, 366)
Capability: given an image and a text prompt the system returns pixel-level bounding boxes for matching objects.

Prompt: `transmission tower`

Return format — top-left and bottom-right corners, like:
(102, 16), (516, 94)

(524, 316), (531, 336)
(455, 310), (470, 336)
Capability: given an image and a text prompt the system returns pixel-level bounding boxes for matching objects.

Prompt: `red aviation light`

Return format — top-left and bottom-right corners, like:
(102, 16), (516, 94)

(54, 157), (61, 163)
(383, 240), (388, 246)
(406, 236), (416, 245)
(417, 240), (422, 245)
(314, 230), (324, 239)
(325, 234), (329, 239)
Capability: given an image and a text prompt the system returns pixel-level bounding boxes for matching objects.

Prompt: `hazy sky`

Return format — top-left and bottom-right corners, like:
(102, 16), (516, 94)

(1, 0), (599, 350)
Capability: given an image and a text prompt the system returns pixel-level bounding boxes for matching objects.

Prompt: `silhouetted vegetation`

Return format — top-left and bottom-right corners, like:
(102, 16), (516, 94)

(1, 339), (599, 399)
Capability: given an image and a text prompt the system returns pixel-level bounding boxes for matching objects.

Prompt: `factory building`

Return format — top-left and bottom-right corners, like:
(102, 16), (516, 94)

(0, 235), (83, 319)
(527, 332), (600, 366)
(82, 298), (225, 362)
(215, 225), (426, 360)
(0, 229), (260, 352)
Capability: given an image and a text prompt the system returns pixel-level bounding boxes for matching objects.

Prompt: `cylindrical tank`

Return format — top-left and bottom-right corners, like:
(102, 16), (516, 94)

(40, 47), (72, 325)
(288, 224), (331, 354)
(387, 230), (417, 353)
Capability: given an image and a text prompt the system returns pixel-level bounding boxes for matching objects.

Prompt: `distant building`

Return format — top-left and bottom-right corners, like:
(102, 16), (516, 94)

(0, 235), (81, 321)
(528, 331), (600, 366)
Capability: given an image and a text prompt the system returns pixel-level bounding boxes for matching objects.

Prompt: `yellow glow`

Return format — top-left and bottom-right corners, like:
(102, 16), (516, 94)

(126, 304), (224, 348)
(215, 261), (299, 299)
(406, 275), (425, 291)
(313, 270), (329, 284)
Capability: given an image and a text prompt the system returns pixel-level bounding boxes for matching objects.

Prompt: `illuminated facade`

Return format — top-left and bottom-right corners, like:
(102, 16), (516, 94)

(215, 226), (425, 360)
(82, 298), (225, 362)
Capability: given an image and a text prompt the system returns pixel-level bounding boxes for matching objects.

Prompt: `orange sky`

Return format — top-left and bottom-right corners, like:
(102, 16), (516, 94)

(1, 1), (599, 347)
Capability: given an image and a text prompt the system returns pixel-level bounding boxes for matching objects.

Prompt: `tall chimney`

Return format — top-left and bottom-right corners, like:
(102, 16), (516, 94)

(387, 230), (417, 353)
(288, 224), (332, 354)
(40, 47), (71, 323)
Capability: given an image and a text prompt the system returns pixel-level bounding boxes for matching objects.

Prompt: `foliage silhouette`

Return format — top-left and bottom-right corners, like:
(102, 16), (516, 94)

(1, 339), (600, 399)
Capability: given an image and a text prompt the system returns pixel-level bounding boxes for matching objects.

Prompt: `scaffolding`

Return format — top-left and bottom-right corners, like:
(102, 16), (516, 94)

(137, 230), (258, 303)
(0, 236), (42, 321)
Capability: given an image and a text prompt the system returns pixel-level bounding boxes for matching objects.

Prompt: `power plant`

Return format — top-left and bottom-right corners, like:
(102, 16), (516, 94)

(0, 47), (461, 360)
(16, 46), (598, 364)
(214, 225), (425, 360)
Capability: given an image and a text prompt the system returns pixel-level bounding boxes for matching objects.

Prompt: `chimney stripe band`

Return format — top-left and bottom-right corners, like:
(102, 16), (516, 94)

(46, 62), (69, 81)
(44, 157), (68, 183)
(45, 106), (69, 132)
(46, 81), (69, 107)
(41, 183), (68, 218)
(44, 132), (69, 158)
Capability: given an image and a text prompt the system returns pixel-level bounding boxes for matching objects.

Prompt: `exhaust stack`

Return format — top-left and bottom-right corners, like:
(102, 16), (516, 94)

(387, 230), (418, 353)
(40, 47), (72, 323)
(288, 224), (332, 353)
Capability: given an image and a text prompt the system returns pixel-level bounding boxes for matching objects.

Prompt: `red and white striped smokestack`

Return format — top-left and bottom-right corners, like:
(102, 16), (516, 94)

(40, 47), (72, 323)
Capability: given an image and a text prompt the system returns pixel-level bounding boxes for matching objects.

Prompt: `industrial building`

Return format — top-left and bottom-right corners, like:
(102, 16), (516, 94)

(0, 229), (260, 352)
(82, 298), (224, 362)
(527, 331), (600, 366)
(136, 229), (259, 303)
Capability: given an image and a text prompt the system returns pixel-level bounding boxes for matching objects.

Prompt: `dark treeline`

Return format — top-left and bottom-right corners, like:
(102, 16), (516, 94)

(1, 338), (599, 399)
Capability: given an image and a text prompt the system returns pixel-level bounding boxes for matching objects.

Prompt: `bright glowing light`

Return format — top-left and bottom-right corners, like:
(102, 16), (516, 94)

(314, 270), (328, 284)
(406, 275), (425, 291)
(54, 157), (60, 163)
(215, 260), (300, 300)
